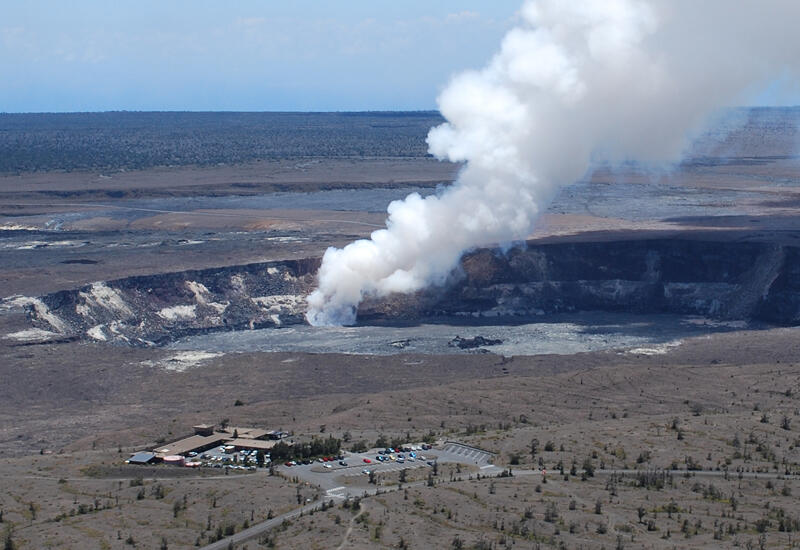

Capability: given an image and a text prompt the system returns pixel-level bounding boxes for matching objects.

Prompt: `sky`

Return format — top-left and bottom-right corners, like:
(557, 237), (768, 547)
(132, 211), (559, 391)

(0, 1), (522, 112)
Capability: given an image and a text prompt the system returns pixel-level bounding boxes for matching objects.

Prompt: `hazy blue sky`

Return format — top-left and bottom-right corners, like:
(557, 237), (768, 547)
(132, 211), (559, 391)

(0, 1), (522, 112)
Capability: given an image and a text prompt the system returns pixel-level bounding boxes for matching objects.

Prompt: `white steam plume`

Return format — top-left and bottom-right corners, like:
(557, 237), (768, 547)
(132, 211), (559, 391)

(307, 0), (800, 326)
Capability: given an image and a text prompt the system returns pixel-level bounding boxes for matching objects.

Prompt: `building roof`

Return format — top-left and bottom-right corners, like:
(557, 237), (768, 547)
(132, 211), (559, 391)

(153, 434), (227, 456)
(128, 451), (157, 464)
(223, 427), (269, 440)
(225, 438), (277, 450)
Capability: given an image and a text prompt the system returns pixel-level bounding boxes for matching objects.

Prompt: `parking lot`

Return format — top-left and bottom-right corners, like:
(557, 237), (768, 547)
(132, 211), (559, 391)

(186, 445), (263, 470)
(277, 441), (500, 494)
(438, 442), (494, 467)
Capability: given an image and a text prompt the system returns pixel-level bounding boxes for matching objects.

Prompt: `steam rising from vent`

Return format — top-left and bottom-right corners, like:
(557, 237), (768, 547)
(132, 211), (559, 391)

(307, 0), (800, 326)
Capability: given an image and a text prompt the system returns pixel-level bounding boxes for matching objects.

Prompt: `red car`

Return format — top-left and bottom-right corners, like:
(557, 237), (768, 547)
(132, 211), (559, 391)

(284, 462), (293, 467)
(363, 458), (371, 463)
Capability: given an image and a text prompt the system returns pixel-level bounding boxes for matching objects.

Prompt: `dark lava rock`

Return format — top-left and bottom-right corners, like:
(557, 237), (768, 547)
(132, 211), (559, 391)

(448, 335), (503, 349)
(389, 339), (412, 349)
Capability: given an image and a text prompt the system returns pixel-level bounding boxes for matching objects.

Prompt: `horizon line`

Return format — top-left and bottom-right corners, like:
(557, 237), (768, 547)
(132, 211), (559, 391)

(2, 105), (799, 116)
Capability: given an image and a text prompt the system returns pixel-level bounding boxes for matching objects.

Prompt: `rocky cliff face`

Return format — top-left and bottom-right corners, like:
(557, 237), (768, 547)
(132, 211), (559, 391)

(26, 258), (319, 346)
(359, 240), (798, 325)
(19, 238), (800, 346)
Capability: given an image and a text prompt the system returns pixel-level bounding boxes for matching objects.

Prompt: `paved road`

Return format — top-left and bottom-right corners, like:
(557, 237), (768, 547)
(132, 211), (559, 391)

(506, 468), (800, 481)
(199, 498), (324, 550)
(14, 471), (263, 482)
(198, 476), (438, 550)
(593, 468), (800, 480)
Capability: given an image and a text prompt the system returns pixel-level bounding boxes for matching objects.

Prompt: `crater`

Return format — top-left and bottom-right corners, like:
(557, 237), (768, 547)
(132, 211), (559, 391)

(15, 234), (800, 349)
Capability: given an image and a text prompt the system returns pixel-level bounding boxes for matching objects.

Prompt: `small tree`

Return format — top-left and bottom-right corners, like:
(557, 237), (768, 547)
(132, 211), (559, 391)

(544, 501), (558, 522)
(530, 438), (539, 459)
(582, 457), (595, 477)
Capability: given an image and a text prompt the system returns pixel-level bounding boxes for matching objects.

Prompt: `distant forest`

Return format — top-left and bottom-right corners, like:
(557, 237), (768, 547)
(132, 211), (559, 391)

(0, 111), (445, 173)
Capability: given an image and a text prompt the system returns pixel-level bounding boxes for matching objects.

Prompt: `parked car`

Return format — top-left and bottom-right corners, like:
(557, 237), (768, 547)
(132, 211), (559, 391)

(363, 458), (371, 463)
(339, 460), (347, 466)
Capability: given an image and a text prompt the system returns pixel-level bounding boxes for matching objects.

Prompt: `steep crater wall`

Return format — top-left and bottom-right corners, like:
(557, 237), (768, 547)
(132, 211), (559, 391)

(360, 239), (799, 324)
(21, 239), (800, 346)
(26, 258), (320, 346)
